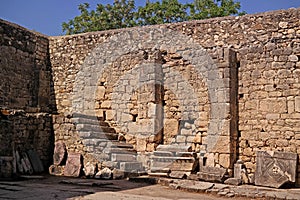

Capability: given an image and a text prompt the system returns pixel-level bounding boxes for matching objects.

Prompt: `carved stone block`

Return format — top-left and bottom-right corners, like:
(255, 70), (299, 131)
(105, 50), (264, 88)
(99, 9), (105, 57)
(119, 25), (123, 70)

(255, 151), (297, 188)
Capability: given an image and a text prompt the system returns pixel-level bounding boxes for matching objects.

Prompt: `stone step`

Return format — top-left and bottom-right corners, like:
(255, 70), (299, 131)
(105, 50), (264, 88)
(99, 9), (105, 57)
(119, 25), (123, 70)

(73, 117), (109, 127)
(110, 141), (134, 149)
(156, 145), (192, 152)
(151, 156), (194, 162)
(76, 124), (116, 133)
(72, 113), (104, 121)
(107, 148), (137, 155)
(79, 131), (118, 140)
(119, 162), (144, 172)
(111, 153), (137, 162)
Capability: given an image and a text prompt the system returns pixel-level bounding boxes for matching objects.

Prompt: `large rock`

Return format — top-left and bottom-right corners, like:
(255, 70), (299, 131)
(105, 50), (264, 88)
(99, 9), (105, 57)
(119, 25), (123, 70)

(53, 141), (67, 165)
(255, 151), (297, 188)
(64, 153), (82, 177)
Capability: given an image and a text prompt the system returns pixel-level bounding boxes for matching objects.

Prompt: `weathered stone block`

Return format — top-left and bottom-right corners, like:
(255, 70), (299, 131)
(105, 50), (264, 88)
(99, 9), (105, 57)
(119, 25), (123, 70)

(218, 153), (231, 168)
(164, 119), (179, 136)
(53, 141), (67, 165)
(295, 96), (300, 112)
(170, 157), (197, 171)
(255, 151), (297, 188)
(64, 153), (82, 177)
(197, 166), (227, 183)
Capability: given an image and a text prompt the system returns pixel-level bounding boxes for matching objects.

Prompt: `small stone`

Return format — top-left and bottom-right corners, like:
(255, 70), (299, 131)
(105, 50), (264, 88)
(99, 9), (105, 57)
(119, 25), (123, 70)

(112, 169), (125, 179)
(288, 55), (298, 62)
(224, 178), (242, 186)
(225, 193), (235, 198)
(95, 167), (112, 179)
(279, 22), (288, 28)
(217, 191), (228, 196)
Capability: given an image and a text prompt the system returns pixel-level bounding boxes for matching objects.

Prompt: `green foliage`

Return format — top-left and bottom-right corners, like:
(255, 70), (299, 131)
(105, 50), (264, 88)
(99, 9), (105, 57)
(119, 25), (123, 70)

(136, 0), (189, 25)
(189, 0), (245, 20)
(62, 0), (245, 35)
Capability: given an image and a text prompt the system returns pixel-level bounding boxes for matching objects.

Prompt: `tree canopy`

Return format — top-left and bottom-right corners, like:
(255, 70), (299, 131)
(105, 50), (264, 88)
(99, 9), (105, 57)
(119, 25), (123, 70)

(62, 0), (245, 35)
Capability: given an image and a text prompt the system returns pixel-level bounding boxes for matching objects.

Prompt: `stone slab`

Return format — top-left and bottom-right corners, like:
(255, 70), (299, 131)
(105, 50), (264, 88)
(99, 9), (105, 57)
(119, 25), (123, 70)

(255, 151), (297, 188)
(27, 150), (44, 173)
(53, 141), (67, 165)
(64, 153), (82, 177)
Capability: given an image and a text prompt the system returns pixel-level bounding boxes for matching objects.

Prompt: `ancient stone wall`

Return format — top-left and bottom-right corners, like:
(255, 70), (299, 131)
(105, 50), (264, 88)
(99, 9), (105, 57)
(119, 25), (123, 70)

(1, 8), (299, 184)
(48, 8), (300, 182)
(0, 19), (55, 176)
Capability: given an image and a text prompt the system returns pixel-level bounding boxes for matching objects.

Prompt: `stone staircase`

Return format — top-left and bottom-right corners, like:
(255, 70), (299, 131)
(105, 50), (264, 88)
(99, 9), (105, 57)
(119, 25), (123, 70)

(149, 144), (198, 178)
(73, 113), (144, 174)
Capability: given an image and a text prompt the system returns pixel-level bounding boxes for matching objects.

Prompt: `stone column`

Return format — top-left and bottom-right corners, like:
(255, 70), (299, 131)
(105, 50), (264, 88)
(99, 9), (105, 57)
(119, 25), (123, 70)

(135, 50), (164, 152)
(204, 48), (238, 171)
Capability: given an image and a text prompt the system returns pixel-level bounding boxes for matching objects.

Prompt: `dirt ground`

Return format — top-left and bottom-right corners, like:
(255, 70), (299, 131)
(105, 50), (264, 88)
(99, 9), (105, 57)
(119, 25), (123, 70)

(0, 175), (244, 200)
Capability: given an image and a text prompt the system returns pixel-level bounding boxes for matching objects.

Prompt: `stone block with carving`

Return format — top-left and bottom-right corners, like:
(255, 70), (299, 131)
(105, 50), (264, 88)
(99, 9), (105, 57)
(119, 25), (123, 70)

(64, 153), (82, 177)
(255, 151), (297, 188)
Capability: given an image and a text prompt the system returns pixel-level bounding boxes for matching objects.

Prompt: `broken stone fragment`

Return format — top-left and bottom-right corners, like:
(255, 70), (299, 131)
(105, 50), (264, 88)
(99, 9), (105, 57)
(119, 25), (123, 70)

(95, 167), (112, 179)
